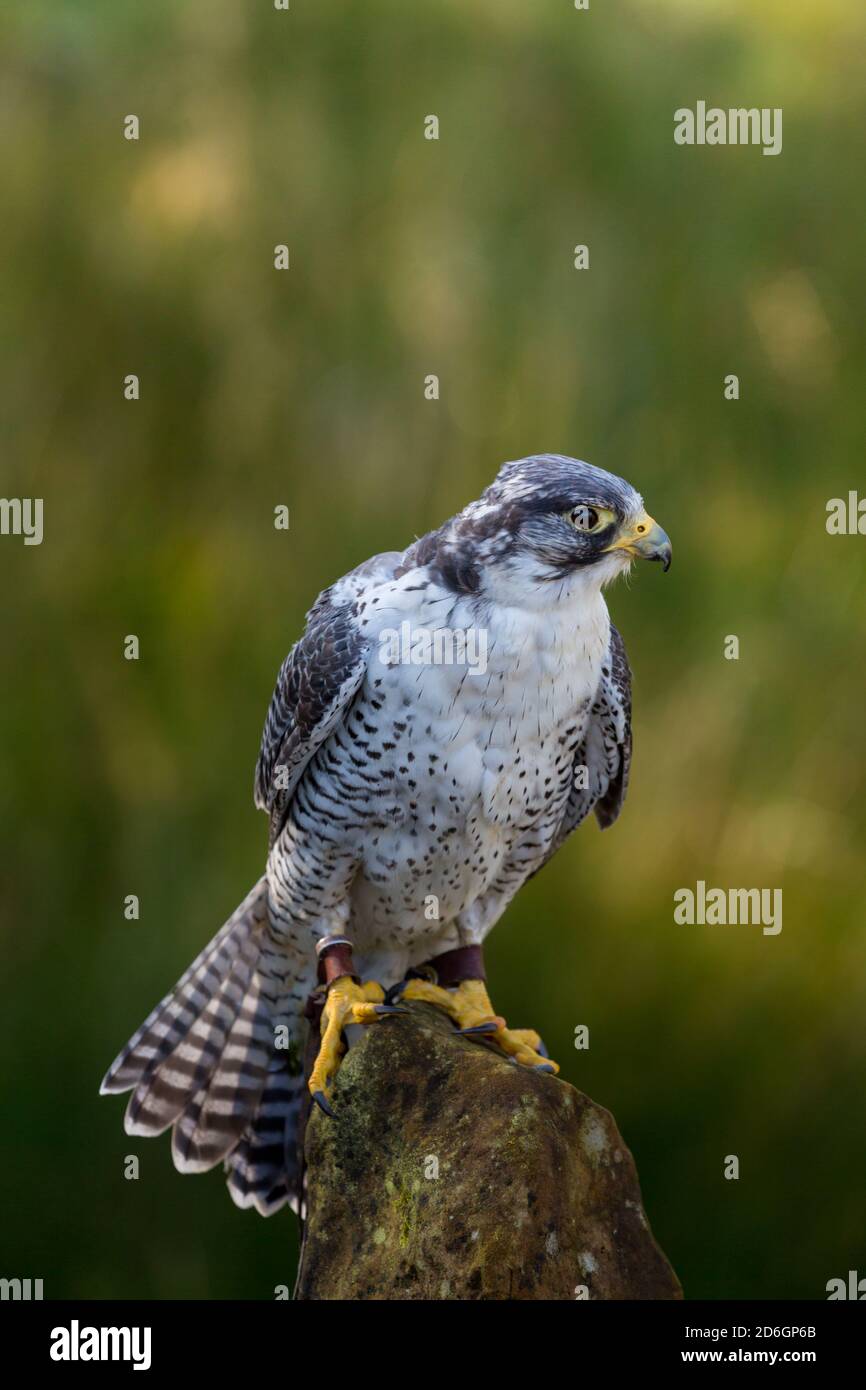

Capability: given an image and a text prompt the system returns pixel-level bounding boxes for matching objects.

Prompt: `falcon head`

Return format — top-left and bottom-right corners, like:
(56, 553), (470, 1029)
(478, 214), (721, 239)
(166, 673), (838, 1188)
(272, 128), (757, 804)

(417, 454), (671, 597)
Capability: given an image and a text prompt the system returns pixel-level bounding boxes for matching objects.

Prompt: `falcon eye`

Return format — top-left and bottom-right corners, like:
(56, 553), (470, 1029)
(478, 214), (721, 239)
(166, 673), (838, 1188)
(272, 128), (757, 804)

(567, 504), (615, 533)
(571, 505), (599, 531)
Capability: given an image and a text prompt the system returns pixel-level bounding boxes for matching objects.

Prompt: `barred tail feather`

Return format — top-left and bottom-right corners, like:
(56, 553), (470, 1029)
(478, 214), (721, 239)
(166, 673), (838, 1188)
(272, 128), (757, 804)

(168, 970), (274, 1170)
(122, 917), (264, 1140)
(224, 1062), (307, 1216)
(100, 877), (269, 1097)
(100, 876), (311, 1216)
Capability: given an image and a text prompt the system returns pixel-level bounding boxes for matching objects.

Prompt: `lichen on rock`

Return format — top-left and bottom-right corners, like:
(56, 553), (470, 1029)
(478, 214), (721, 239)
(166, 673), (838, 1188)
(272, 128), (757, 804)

(295, 1001), (682, 1301)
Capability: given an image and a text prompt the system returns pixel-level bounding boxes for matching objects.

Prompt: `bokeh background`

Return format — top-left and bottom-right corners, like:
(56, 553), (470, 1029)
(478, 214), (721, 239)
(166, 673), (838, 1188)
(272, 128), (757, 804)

(1, 0), (864, 1300)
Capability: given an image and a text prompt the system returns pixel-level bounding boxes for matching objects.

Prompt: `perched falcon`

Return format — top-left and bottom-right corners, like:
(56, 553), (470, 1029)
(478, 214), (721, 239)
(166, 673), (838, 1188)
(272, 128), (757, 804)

(102, 454), (671, 1216)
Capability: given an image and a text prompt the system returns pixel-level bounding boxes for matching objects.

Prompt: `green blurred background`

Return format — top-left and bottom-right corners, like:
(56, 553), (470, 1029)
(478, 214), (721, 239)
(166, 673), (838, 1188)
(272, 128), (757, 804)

(1, 0), (864, 1300)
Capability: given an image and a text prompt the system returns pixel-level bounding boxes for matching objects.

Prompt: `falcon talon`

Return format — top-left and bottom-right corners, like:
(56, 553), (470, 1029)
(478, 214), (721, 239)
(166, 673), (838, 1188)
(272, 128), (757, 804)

(306, 971), (394, 1106)
(101, 455), (669, 1219)
(312, 1090), (335, 1118)
(399, 974), (561, 1071)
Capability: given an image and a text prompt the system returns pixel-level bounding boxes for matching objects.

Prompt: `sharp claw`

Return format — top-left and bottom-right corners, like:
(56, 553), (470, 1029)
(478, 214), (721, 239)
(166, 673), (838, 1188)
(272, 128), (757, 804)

(534, 1063), (556, 1074)
(374, 1004), (408, 1015)
(383, 982), (406, 1005)
(312, 1089), (335, 1117)
(536, 1039), (549, 1058)
(459, 1021), (500, 1035)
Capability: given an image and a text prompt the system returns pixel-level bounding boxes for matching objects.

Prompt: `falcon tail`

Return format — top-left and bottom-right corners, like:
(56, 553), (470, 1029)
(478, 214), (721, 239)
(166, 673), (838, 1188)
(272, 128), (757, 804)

(100, 877), (307, 1216)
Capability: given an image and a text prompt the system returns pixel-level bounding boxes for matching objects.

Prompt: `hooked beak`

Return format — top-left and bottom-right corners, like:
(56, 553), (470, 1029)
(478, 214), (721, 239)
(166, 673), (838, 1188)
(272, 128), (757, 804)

(604, 512), (672, 572)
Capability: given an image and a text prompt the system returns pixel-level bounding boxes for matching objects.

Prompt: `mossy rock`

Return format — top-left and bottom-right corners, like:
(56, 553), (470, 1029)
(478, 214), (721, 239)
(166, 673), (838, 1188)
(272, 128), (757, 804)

(295, 1001), (682, 1301)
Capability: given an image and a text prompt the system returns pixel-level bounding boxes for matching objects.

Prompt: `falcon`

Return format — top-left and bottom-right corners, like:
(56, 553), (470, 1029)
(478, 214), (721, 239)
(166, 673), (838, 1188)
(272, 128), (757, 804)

(101, 454), (671, 1216)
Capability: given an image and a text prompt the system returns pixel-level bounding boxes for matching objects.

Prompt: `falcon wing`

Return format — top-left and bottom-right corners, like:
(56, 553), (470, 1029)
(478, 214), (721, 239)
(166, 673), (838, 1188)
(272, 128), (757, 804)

(254, 552), (400, 845)
(587, 622), (633, 831)
(536, 623), (633, 870)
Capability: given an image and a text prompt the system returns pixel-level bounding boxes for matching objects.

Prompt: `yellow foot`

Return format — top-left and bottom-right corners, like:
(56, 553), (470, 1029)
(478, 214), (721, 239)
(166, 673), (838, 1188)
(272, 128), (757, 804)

(399, 977), (560, 1074)
(308, 976), (404, 1114)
